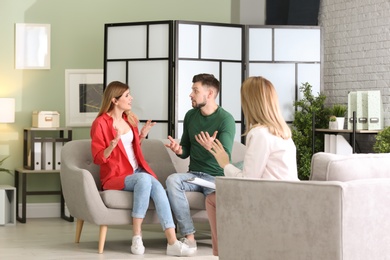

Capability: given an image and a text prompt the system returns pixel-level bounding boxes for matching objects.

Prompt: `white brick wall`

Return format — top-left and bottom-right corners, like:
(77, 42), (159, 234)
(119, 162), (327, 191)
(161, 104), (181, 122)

(319, 0), (390, 127)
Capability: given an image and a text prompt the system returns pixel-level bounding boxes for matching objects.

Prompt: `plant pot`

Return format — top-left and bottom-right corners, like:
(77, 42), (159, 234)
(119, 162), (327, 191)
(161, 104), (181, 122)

(329, 121), (338, 130)
(336, 117), (345, 129)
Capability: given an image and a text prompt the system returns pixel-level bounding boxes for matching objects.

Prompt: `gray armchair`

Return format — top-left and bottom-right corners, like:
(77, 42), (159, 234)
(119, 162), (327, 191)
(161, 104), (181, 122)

(216, 152), (390, 260)
(60, 138), (246, 253)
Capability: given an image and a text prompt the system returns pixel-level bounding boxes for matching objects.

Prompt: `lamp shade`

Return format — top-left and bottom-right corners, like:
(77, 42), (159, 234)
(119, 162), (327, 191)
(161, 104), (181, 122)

(0, 98), (16, 123)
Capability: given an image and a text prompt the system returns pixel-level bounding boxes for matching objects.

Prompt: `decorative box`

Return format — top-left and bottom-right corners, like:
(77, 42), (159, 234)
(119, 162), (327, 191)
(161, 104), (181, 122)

(32, 111), (60, 128)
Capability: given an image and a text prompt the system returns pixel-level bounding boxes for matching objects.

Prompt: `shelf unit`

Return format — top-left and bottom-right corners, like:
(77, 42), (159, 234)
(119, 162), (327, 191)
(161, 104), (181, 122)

(312, 111), (381, 154)
(23, 127), (72, 170)
(16, 127), (73, 223)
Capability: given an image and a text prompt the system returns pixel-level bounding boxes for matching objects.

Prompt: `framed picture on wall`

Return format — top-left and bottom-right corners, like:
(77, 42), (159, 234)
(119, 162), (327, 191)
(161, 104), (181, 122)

(65, 69), (103, 127)
(15, 23), (51, 69)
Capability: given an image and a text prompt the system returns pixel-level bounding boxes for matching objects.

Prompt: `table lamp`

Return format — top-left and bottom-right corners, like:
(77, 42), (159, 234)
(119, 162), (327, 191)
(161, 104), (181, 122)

(0, 98), (16, 123)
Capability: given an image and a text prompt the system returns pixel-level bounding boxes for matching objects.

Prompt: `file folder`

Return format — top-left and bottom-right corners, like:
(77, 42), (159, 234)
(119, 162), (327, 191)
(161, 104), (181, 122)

(33, 140), (42, 170)
(356, 91), (368, 130)
(347, 91), (357, 130)
(367, 90), (383, 130)
(42, 140), (53, 170)
(54, 142), (63, 170)
(324, 134), (352, 155)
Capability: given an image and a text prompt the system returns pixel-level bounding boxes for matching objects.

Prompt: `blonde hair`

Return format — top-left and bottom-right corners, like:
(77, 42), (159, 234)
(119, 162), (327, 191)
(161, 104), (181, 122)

(97, 81), (138, 126)
(241, 76), (291, 139)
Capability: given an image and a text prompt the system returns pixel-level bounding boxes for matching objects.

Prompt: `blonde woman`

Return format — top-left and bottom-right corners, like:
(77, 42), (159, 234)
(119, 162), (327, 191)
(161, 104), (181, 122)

(206, 76), (299, 256)
(90, 81), (191, 256)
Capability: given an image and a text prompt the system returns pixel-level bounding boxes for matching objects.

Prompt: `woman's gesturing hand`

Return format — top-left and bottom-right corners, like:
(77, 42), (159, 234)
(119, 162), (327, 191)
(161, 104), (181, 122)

(208, 139), (229, 168)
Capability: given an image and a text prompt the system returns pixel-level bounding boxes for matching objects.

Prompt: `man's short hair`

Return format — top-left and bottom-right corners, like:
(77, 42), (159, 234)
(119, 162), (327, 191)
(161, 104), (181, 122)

(192, 73), (220, 95)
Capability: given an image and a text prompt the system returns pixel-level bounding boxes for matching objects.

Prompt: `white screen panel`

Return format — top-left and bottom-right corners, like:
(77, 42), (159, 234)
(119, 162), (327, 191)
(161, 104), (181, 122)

(297, 63), (321, 99)
(234, 123), (242, 142)
(221, 62), (242, 120)
(249, 28), (273, 61)
(201, 25), (242, 60)
(177, 60), (220, 120)
(106, 61), (126, 84)
(128, 60), (168, 120)
(178, 24), (199, 58)
(149, 24), (169, 58)
(107, 25), (147, 59)
(274, 28), (320, 62)
(140, 122), (168, 139)
(249, 63), (296, 121)
(177, 122), (184, 139)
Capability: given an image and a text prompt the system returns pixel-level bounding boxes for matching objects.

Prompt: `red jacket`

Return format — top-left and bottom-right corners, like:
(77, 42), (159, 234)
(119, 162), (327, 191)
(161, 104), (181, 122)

(90, 113), (157, 190)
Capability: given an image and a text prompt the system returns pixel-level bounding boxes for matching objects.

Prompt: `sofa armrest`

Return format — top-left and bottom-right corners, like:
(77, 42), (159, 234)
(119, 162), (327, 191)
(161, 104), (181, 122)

(216, 177), (390, 260)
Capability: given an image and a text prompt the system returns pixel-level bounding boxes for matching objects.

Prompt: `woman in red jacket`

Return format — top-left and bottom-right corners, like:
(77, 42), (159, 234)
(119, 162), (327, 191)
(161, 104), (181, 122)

(90, 81), (191, 256)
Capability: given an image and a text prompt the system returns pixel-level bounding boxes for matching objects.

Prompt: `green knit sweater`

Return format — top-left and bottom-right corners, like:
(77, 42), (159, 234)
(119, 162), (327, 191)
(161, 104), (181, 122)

(179, 106), (236, 176)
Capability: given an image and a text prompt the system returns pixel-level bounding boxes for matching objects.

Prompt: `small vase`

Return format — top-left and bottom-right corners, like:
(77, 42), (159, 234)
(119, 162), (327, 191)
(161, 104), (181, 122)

(329, 121), (338, 130)
(336, 117), (345, 129)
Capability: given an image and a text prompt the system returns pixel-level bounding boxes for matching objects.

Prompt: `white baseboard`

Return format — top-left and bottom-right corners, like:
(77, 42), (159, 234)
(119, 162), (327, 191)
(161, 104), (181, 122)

(18, 203), (70, 218)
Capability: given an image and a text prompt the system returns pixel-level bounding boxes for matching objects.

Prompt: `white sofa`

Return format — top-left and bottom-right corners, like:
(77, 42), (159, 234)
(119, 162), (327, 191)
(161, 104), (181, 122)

(216, 152), (390, 260)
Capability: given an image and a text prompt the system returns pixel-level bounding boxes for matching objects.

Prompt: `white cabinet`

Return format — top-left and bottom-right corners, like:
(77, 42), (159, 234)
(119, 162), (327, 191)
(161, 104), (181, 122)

(0, 185), (16, 225)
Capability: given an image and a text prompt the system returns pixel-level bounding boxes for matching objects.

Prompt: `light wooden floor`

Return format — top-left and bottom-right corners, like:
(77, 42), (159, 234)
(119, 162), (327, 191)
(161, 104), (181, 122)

(0, 218), (218, 260)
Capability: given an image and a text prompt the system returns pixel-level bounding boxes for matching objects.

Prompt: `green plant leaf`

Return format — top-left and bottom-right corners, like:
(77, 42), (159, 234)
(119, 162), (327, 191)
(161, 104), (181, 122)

(373, 126), (390, 153)
(292, 82), (330, 180)
(331, 104), (347, 117)
(0, 156), (13, 175)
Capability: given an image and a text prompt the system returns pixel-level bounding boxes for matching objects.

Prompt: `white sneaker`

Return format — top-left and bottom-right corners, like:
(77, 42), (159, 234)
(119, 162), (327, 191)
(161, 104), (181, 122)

(131, 235), (145, 255)
(180, 238), (197, 255)
(166, 240), (192, 256)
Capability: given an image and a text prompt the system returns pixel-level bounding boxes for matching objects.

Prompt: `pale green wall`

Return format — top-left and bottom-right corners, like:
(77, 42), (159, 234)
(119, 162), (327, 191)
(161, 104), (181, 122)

(0, 0), (233, 202)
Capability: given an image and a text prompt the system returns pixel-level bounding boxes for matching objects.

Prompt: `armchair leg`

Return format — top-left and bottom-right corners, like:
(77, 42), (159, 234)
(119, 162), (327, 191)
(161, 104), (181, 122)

(98, 225), (108, 254)
(75, 219), (84, 243)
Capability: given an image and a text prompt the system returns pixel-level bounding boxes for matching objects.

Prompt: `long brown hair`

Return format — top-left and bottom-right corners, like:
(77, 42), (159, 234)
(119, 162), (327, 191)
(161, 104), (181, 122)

(241, 76), (291, 139)
(97, 81), (138, 126)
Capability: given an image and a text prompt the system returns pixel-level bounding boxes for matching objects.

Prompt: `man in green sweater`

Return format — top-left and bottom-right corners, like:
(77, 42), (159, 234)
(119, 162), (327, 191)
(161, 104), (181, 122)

(165, 73), (236, 255)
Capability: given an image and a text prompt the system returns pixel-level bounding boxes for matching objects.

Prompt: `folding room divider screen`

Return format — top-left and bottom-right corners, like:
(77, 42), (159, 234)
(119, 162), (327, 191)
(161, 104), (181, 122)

(104, 20), (321, 141)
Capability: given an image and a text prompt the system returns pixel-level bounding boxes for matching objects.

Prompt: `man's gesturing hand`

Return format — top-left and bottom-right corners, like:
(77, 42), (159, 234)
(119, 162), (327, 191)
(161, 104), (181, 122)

(165, 135), (183, 155)
(195, 131), (218, 151)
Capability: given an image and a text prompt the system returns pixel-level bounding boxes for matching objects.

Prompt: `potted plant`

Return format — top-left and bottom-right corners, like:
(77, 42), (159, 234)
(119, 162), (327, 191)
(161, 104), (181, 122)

(0, 156), (12, 175)
(373, 126), (390, 153)
(329, 115), (338, 130)
(292, 82), (331, 180)
(330, 104), (347, 129)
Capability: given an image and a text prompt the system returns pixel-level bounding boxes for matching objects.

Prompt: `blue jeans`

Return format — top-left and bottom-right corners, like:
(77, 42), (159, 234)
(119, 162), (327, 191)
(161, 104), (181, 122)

(166, 171), (216, 236)
(124, 168), (175, 230)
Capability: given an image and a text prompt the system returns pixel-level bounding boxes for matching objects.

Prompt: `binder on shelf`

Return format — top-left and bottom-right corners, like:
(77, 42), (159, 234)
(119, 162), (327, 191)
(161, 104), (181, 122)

(33, 139), (42, 170)
(23, 128), (73, 171)
(335, 135), (353, 155)
(324, 134), (335, 153)
(324, 134), (352, 155)
(367, 90), (383, 130)
(347, 92), (357, 130)
(348, 90), (384, 130)
(42, 140), (53, 170)
(356, 91), (368, 130)
(54, 142), (63, 170)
